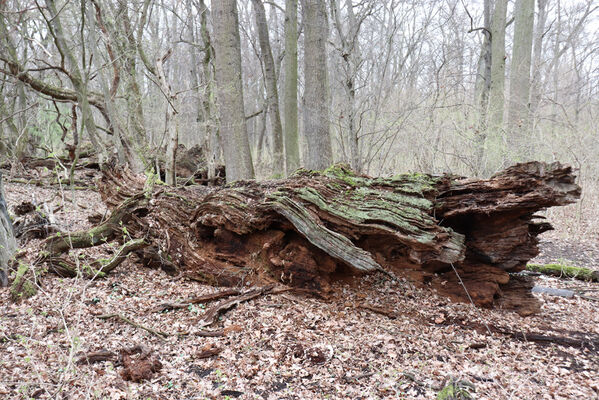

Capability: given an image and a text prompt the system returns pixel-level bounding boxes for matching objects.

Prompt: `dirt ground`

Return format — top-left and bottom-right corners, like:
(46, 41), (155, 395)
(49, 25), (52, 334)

(1, 179), (598, 400)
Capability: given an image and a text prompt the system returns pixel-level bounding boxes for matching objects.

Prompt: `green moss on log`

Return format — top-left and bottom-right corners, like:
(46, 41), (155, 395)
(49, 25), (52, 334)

(527, 263), (599, 282)
(10, 263), (39, 301)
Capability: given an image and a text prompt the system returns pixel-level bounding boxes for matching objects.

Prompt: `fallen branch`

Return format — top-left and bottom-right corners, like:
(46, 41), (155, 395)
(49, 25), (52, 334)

(527, 263), (599, 282)
(98, 238), (147, 274)
(196, 343), (222, 359)
(44, 194), (147, 254)
(441, 318), (599, 351)
(200, 285), (276, 327)
(76, 350), (116, 365)
(494, 328), (599, 351)
(45, 239), (147, 278)
(152, 288), (241, 312)
(97, 313), (169, 340)
(356, 303), (399, 319)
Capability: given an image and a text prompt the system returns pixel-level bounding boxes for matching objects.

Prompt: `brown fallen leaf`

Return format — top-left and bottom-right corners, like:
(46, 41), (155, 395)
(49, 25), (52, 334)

(223, 324), (243, 335)
(196, 343), (222, 359)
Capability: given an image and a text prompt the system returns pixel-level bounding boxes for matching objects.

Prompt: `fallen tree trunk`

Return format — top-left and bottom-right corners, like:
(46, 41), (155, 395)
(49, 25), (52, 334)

(89, 161), (581, 315)
(527, 263), (599, 282)
(24, 161), (578, 315)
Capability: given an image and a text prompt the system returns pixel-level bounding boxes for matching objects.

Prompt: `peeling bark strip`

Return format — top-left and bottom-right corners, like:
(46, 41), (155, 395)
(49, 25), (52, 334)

(92, 162), (579, 315)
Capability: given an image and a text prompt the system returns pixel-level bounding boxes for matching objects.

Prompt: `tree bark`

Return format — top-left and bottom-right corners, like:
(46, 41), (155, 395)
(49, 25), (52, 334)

(212, 0), (255, 182)
(284, 0), (300, 175)
(303, 0), (332, 170)
(91, 161), (579, 316)
(508, 0), (535, 160)
(488, 0), (508, 133)
(252, 0), (285, 176)
(44, 0), (107, 164)
(0, 172), (16, 287)
(473, 0), (493, 176)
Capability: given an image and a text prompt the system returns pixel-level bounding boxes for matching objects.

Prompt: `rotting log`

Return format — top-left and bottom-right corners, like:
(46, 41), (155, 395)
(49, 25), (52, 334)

(527, 263), (599, 282)
(28, 161), (579, 315)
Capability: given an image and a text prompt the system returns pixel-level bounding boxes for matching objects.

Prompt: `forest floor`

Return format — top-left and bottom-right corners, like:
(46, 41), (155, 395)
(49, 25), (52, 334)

(1, 174), (598, 400)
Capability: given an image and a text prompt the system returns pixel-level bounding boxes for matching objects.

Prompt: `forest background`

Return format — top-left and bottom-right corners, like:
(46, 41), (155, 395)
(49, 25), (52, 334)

(0, 0), (597, 218)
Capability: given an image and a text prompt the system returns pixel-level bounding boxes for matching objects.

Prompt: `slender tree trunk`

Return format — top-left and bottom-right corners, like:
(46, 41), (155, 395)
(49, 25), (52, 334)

(473, 0), (493, 176)
(508, 0), (535, 161)
(284, 0), (300, 175)
(303, 0), (332, 170)
(0, 172), (15, 287)
(529, 0), (548, 119)
(156, 50), (179, 186)
(488, 0), (508, 132)
(198, 0), (219, 181)
(212, 0), (255, 182)
(252, 0), (284, 175)
(44, 0), (107, 164)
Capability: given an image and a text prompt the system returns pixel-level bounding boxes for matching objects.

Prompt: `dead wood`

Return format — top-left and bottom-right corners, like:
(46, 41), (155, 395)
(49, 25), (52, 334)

(200, 285), (276, 327)
(25, 161), (580, 315)
(118, 345), (162, 382)
(196, 343), (222, 359)
(439, 317), (599, 351)
(97, 313), (169, 340)
(152, 288), (241, 312)
(357, 303), (400, 319)
(75, 350), (116, 365)
(44, 193), (147, 254)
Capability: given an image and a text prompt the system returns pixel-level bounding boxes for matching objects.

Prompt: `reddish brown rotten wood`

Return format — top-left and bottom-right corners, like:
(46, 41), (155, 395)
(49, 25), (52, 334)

(87, 162), (581, 315)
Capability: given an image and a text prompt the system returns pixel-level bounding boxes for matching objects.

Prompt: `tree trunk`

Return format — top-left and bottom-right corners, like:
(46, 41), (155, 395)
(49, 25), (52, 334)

(44, 0), (108, 165)
(488, 0), (508, 133)
(156, 50), (179, 186)
(473, 0), (492, 176)
(529, 0), (548, 120)
(0, 172), (16, 287)
(508, 0), (535, 161)
(303, 0), (332, 170)
(88, 161), (579, 316)
(252, 0), (285, 176)
(212, 0), (255, 182)
(284, 0), (300, 176)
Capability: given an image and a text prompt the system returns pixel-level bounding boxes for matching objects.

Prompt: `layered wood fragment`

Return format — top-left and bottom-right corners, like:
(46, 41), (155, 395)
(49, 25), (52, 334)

(87, 161), (580, 315)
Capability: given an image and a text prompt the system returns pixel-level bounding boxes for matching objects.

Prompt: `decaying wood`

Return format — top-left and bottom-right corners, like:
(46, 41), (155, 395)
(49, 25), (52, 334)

(118, 345), (162, 382)
(442, 317), (599, 351)
(196, 343), (222, 359)
(97, 313), (169, 340)
(26, 161), (580, 315)
(200, 285), (276, 327)
(76, 350), (116, 365)
(152, 288), (241, 312)
(527, 263), (599, 282)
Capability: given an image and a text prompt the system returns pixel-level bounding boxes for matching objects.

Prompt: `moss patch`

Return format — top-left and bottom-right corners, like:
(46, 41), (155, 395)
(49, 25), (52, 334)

(10, 263), (38, 301)
(527, 263), (599, 282)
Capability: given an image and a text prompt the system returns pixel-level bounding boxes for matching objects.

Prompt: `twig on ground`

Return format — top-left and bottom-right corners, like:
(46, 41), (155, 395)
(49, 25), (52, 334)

(97, 313), (169, 340)
(75, 350), (116, 365)
(200, 285), (280, 327)
(152, 288), (241, 312)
